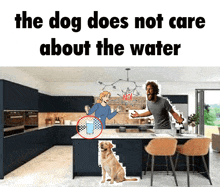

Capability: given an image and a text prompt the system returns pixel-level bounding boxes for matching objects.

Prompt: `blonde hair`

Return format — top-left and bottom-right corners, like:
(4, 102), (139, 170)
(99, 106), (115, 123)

(97, 91), (111, 103)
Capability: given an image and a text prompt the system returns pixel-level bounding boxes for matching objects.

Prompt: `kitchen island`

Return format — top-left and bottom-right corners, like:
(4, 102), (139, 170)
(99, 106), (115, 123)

(71, 129), (210, 179)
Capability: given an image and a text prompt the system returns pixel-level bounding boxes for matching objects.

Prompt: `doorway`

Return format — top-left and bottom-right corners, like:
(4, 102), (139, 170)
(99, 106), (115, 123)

(195, 89), (220, 138)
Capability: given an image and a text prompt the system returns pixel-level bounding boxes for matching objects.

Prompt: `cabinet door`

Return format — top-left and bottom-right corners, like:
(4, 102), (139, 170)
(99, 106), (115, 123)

(3, 80), (38, 110)
(55, 126), (77, 145)
(53, 96), (94, 112)
(74, 140), (101, 174)
(112, 140), (142, 176)
(3, 127), (55, 175)
(38, 93), (56, 112)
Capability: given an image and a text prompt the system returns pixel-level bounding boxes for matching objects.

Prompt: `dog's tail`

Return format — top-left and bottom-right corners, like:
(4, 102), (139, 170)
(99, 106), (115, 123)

(123, 178), (138, 181)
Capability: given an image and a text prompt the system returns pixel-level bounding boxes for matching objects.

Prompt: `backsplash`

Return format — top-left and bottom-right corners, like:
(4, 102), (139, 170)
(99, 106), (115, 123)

(38, 96), (148, 128)
(38, 112), (85, 128)
(38, 112), (149, 128)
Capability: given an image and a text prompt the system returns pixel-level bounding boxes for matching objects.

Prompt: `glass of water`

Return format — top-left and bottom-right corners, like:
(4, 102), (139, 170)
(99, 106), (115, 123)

(86, 120), (94, 134)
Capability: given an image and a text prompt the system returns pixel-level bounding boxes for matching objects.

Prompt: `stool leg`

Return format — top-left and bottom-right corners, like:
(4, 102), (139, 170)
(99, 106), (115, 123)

(186, 156), (190, 187)
(169, 156), (178, 186)
(202, 156), (212, 185)
(151, 155), (154, 186)
(165, 156), (169, 175)
(175, 152), (179, 171)
(192, 156), (194, 174)
(145, 154), (150, 175)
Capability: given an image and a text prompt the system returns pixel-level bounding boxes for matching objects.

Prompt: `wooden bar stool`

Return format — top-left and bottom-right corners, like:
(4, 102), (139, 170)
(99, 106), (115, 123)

(144, 138), (178, 186)
(175, 138), (212, 187)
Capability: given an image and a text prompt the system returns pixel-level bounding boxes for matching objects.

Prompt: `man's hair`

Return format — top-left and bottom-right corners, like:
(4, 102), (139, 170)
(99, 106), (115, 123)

(146, 81), (159, 95)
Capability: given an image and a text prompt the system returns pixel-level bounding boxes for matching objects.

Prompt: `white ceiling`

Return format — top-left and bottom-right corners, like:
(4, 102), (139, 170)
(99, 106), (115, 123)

(15, 67), (220, 83)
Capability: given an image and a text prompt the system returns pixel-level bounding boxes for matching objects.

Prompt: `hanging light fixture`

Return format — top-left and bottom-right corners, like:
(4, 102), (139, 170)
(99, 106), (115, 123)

(97, 68), (142, 106)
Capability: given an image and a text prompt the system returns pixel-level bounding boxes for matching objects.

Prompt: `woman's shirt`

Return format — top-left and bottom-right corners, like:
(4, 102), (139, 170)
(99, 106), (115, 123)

(87, 103), (117, 129)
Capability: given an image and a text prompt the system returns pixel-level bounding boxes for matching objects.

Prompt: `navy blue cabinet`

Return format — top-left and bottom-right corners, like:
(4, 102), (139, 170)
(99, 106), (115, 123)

(0, 81), (3, 179)
(55, 126), (77, 145)
(3, 126), (76, 176)
(2, 80), (38, 110)
(53, 96), (94, 112)
(162, 95), (188, 104)
(39, 94), (94, 112)
(3, 127), (56, 175)
(73, 139), (101, 176)
(38, 93), (57, 112)
(112, 140), (142, 176)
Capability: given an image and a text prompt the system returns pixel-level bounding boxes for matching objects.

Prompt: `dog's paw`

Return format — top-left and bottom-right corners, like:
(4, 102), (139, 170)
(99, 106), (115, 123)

(110, 181), (114, 184)
(101, 180), (105, 183)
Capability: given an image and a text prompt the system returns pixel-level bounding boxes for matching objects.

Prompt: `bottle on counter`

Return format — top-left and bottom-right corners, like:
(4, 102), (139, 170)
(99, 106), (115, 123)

(55, 117), (61, 124)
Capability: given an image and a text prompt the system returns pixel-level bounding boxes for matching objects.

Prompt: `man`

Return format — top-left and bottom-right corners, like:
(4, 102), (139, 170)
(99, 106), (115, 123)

(131, 81), (184, 129)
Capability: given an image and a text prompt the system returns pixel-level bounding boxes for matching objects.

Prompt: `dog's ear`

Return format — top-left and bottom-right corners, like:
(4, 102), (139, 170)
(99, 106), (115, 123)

(109, 143), (113, 149)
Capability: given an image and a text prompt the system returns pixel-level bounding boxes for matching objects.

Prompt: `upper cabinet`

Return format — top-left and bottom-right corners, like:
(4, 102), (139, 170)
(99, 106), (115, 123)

(1, 80), (94, 112)
(53, 96), (94, 112)
(162, 95), (188, 104)
(2, 80), (38, 110)
(39, 94), (94, 112)
(38, 93), (56, 112)
(162, 95), (188, 121)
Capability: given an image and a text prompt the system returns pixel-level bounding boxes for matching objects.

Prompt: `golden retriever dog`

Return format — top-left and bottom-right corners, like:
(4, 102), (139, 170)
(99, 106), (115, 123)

(100, 141), (138, 184)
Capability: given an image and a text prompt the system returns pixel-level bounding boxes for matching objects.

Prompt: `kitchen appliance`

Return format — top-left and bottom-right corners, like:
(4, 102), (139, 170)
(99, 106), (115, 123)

(24, 111), (38, 130)
(4, 111), (25, 136)
(119, 126), (126, 132)
(64, 120), (71, 125)
(71, 121), (77, 125)
(4, 110), (38, 136)
(138, 124), (153, 131)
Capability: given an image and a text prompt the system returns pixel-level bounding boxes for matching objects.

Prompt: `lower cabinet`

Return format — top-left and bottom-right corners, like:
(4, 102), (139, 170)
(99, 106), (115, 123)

(55, 126), (77, 145)
(3, 126), (77, 176)
(112, 140), (142, 176)
(73, 140), (101, 176)
(3, 128), (55, 175)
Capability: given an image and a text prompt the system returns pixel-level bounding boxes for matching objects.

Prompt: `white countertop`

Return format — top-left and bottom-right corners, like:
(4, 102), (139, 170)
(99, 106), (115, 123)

(71, 129), (205, 139)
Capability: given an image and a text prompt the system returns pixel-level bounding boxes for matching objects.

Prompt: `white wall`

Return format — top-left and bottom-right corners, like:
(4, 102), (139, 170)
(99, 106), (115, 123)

(45, 81), (220, 115)
(0, 67), (48, 93)
(1, 68), (220, 116)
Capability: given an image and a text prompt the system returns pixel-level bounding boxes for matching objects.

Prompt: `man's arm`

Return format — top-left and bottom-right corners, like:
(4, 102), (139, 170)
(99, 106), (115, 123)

(169, 108), (184, 124)
(131, 110), (152, 118)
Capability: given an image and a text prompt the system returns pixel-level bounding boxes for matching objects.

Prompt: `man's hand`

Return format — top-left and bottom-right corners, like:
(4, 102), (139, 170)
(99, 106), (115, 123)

(176, 114), (184, 124)
(131, 111), (140, 118)
(85, 105), (90, 115)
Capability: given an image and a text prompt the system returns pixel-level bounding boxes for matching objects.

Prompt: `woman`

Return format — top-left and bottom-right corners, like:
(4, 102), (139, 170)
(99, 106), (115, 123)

(85, 91), (121, 129)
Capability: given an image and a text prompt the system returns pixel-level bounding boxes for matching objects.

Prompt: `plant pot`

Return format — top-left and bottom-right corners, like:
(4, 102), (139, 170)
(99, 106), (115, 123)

(188, 126), (196, 134)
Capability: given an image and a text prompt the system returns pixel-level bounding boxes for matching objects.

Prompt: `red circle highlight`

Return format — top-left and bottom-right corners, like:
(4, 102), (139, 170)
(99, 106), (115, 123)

(76, 115), (103, 139)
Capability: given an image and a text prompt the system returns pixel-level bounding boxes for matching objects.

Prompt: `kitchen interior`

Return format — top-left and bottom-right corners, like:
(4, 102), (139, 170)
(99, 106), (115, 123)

(0, 67), (220, 187)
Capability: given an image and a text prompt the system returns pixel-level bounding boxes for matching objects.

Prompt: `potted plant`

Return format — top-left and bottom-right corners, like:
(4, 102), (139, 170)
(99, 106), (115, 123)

(188, 112), (199, 133)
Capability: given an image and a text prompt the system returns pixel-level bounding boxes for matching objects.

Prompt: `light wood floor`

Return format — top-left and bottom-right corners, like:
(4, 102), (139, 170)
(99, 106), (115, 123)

(0, 145), (219, 187)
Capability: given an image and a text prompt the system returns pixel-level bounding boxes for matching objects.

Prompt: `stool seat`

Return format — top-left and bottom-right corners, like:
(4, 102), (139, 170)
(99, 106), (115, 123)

(176, 138), (210, 156)
(145, 138), (177, 156)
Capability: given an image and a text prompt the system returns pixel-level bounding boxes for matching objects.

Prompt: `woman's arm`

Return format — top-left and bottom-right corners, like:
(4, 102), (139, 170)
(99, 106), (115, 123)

(86, 104), (98, 115)
(106, 106), (118, 120)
